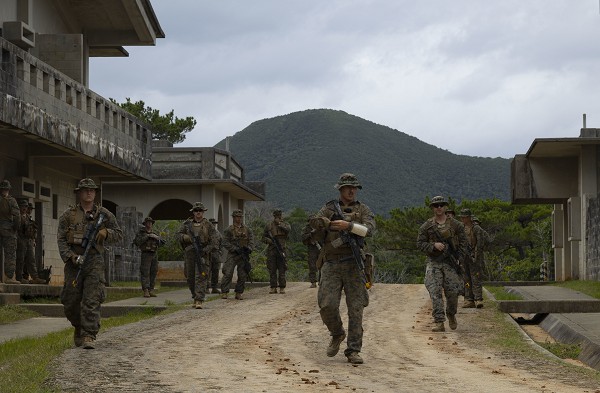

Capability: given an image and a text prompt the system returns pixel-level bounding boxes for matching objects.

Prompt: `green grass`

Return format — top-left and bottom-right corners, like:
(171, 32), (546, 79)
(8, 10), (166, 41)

(0, 305), (41, 325)
(0, 305), (186, 393)
(552, 280), (600, 299)
(484, 285), (523, 300)
(539, 342), (582, 359)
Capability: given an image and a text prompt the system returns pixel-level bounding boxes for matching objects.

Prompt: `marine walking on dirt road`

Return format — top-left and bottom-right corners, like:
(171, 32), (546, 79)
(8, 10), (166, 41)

(57, 178), (123, 349)
(310, 173), (375, 364)
(177, 202), (219, 309)
(220, 209), (254, 300)
(301, 216), (321, 288)
(133, 216), (164, 298)
(417, 195), (468, 332)
(459, 208), (486, 309)
(263, 209), (290, 294)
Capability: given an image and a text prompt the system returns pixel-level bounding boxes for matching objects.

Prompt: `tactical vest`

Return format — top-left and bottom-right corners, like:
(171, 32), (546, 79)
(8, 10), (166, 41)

(230, 225), (250, 247)
(139, 230), (159, 252)
(323, 201), (364, 257)
(188, 219), (210, 243)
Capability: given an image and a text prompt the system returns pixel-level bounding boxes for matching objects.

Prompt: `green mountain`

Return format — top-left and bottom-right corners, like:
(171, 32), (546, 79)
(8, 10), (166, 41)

(216, 109), (510, 215)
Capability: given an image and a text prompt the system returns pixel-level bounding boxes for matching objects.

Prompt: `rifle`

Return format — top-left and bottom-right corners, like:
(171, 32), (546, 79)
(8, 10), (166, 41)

(192, 235), (207, 277)
(238, 245), (253, 282)
(432, 226), (463, 277)
(266, 230), (286, 261)
(331, 201), (372, 289)
(72, 213), (106, 287)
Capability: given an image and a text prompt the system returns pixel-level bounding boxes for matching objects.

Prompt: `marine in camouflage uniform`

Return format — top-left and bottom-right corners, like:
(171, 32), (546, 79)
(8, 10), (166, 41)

(262, 209), (290, 294)
(220, 209), (254, 299)
(177, 202), (218, 309)
(310, 173), (375, 365)
(133, 217), (163, 298)
(301, 217), (320, 288)
(208, 218), (223, 294)
(0, 180), (21, 284)
(417, 196), (468, 332)
(16, 200), (44, 284)
(57, 178), (123, 349)
(459, 209), (486, 308)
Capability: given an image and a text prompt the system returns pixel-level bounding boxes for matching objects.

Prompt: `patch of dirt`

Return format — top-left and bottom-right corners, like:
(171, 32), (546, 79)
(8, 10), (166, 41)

(47, 283), (600, 392)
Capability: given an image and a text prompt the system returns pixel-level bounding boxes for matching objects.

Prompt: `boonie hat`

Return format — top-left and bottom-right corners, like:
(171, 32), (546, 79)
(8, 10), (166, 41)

(0, 180), (12, 189)
(459, 208), (473, 217)
(232, 209), (243, 217)
(189, 202), (208, 212)
(74, 178), (98, 191)
(334, 173), (362, 190)
(429, 196), (448, 207)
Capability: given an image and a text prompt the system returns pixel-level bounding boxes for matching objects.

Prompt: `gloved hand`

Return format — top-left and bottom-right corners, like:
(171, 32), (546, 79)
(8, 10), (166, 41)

(310, 216), (330, 230)
(95, 228), (108, 243)
(71, 254), (82, 266)
(182, 234), (192, 243)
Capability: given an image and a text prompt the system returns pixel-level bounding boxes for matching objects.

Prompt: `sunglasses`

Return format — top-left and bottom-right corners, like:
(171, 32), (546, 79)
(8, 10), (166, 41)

(431, 204), (445, 208)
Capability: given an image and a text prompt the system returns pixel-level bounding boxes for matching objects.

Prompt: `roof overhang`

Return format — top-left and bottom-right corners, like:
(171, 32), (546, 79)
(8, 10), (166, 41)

(526, 137), (600, 158)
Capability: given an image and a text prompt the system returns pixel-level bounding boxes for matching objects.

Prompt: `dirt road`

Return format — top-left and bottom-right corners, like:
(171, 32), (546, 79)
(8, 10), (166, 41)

(48, 283), (600, 392)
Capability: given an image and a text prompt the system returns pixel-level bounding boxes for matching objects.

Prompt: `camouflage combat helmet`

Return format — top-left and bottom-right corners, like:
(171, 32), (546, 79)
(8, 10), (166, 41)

(429, 196), (448, 207)
(189, 202), (208, 212)
(334, 173), (362, 190)
(472, 216), (481, 224)
(143, 217), (155, 223)
(459, 208), (473, 217)
(0, 179), (12, 189)
(18, 199), (29, 208)
(74, 178), (98, 191)
(232, 209), (243, 217)
(272, 209), (283, 217)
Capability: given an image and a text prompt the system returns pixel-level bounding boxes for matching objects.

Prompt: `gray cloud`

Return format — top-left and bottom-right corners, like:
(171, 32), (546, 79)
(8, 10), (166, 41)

(90, 0), (600, 158)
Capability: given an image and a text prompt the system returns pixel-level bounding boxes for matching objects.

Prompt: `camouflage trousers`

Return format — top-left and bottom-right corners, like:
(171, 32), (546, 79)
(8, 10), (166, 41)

(266, 249), (287, 289)
(16, 237), (38, 281)
(425, 259), (462, 323)
(220, 254), (248, 294)
(184, 248), (208, 301)
(0, 229), (17, 278)
(318, 259), (369, 355)
(60, 253), (106, 339)
(307, 245), (319, 284)
(139, 251), (158, 291)
(462, 254), (483, 302)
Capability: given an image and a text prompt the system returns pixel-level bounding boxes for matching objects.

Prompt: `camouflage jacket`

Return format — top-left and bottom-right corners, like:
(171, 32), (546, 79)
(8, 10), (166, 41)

(0, 194), (20, 231)
(133, 228), (162, 253)
(223, 224), (253, 256)
(19, 213), (37, 240)
(310, 199), (375, 258)
(177, 218), (219, 255)
(465, 223), (487, 258)
(262, 219), (291, 250)
(417, 217), (468, 262)
(56, 204), (123, 263)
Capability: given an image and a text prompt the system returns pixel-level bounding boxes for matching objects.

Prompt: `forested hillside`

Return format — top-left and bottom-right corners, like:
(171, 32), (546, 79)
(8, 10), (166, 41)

(216, 109), (509, 215)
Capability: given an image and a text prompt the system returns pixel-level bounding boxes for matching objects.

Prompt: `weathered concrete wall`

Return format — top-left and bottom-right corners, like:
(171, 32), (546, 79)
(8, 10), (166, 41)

(0, 37), (152, 180)
(585, 194), (600, 280)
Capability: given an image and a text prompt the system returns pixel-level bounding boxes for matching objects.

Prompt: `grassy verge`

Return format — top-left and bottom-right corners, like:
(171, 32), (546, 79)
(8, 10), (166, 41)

(552, 280), (600, 299)
(0, 305), (41, 325)
(0, 304), (186, 393)
(485, 285), (523, 300)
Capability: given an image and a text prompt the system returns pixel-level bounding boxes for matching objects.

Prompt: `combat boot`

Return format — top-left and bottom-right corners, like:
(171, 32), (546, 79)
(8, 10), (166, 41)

(149, 290), (157, 297)
(221, 292), (228, 299)
(269, 287), (278, 294)
(82, 336), (95, 349)
(432, 322), (445, 332)
(475, 300), (484, 308)
(20, 279), (30, 284)
(31, 277), (46, 284)
(310, 282), (317, 288)
(211, 288), (221, 294)
(346, 352), (364, 364)
(326, 333), (346, 357)
(73, 327), (83, 347)
(235, 292), (244, 300)
(4, 276), (20, 284)
(143, 289), (150, 298)
(462, 300), (476, 308)
(194, 300), (203, 309)
(448, 315), (457, 330)
(279, 288), (286, 294)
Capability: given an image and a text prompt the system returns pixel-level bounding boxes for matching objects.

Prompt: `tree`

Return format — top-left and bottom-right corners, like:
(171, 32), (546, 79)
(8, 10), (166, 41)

(112, 98), (197, 144)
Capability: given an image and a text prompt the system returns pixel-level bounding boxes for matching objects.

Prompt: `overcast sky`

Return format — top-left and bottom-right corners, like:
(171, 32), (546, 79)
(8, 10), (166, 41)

(90, 0), (600, 158)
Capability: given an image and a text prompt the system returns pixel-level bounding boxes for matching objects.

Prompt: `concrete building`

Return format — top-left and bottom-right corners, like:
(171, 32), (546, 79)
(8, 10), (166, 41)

(0, 1), (265, 285)
(511, 127), (600, 281)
